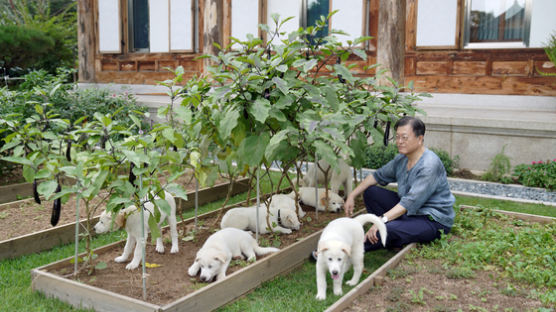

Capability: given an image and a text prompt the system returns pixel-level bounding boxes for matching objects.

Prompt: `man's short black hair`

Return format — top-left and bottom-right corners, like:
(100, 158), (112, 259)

(394, 116), (425, 137)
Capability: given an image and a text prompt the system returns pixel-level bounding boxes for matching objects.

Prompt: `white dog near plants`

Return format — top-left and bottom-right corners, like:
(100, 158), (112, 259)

(303, 159), (353, 198)
(221, 205), (301, 234)
(94, 191), (178, 270)
(315, 214), (387, 300)
(269, 193), (306, 217)
(288, 187), (344, 213)
(188, 228), (280, 282)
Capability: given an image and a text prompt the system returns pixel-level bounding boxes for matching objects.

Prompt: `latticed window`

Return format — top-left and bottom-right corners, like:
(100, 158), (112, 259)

(468, 0), (528, 43)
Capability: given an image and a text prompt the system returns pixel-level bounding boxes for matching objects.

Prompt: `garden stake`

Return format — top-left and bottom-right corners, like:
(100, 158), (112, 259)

(255, 166), (260, 242)
(139, 174), (147, 301)
(314, 153), (319, 221)
(73, 193), (81, 276)
(195, 177), (199, 230)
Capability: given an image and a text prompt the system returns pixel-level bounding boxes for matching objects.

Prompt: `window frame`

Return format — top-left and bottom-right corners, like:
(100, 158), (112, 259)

(127, 0), (150, 53)
(463, 0), (532, 49)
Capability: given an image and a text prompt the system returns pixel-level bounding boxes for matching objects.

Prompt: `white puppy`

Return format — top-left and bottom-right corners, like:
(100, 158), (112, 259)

(269, 194), (305, 217)
(288, 187), (344, 213)
(315, 214), (387, 300)
(221, 205), (300, 234)
(188, 228), (280, 282)
(303, 159), (353, 198)
(94, 191), (179, 270)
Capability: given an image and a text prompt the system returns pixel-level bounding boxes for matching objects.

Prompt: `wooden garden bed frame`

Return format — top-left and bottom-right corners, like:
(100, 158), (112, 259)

(324, 205), (555, 311)
(0, 178), (249, 260)
(31, 193), (320, 312)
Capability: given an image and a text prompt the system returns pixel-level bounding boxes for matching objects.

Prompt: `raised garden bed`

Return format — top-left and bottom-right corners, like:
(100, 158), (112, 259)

(327, 206), (556, 311)
(31, 194), (353, 312)
(0, 177), (249, 260)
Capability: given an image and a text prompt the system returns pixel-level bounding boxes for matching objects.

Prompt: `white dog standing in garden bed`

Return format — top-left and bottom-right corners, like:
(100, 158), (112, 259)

(303, 159), (353, 198)
(94, 191), (178, 270)
(188, 228), (280, 282)
(221, 205), (301, 234)
(315, 214), (387, 300)
(288, 187), (344, 213)
(269, 193), (306, 217)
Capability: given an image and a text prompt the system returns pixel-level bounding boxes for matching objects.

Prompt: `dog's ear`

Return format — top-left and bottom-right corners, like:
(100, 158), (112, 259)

(214, 253), (226, 264)
(114, 212), (126, 229)
(319, 194), (328, 207)
(341, 246), (351, 257)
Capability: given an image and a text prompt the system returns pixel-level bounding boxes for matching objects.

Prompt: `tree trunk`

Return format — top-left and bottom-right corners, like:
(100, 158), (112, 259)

(376, 0), (406, 86)
(203, 0), (224, 73)
(77, 0), (95, 82)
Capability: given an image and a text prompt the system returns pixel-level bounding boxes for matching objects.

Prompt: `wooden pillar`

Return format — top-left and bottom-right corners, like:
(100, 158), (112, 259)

(203, 0), (224, 73)
(77, 0), (95, 82)
(376, 0), (406, 86)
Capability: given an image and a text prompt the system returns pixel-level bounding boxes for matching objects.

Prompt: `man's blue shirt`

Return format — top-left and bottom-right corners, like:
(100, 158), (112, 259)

(373, 148), (456, 228)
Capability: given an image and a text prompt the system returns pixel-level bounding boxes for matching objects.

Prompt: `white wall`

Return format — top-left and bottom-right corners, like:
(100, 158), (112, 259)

(149, 0), (170, 53)
(232, 0), (260, 42)
(416, 0), (458, 47)
(170, 0), (193, 51)
(529, 0), (556, 47)
(331, 0), (364, 45)
(98, 0), (121, 53)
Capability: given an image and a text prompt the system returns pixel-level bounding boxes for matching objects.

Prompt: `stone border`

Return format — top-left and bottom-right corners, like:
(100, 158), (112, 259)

(0, 178), (249, 260)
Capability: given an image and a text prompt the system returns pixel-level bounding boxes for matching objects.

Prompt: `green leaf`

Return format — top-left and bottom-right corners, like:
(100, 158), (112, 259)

(274, 94), (294, 109)
(219, 108), (240, 140)
(352, 49), (367, 60)
(148, 213), (161, 242)
(38, 180), (58, 200)
(238, 134), (270, 167)
(272, 77), (289, 95)
(303, 59), (318, 73)
(166, 183), (188, 201)
(95, 261), (108, 270)
(22, 166), (35, 183)
(249, 98), (271, 124)
(265, 129), (292, 160)
(1, 156), (34, 167)
(154, 198), (172, 216)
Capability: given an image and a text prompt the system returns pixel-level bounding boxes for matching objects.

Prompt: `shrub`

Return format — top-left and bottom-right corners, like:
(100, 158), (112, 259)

(365, 143), (398, 169)
(0, 25), (55, 73)
(430, 148), (459, 176)
(513, 159), (556, 190)
(482, 146), (512, 183)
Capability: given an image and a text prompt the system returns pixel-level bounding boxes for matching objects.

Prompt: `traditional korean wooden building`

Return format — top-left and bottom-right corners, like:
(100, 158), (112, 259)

(78, 0), (556, 171)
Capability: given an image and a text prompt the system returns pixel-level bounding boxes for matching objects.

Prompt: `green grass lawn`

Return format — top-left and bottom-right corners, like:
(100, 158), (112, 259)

(1, 186), (554, 311)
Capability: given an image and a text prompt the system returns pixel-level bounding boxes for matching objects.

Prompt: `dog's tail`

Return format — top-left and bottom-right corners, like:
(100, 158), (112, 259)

(354, 213), (387, 247)
(254, 245), (280, 256)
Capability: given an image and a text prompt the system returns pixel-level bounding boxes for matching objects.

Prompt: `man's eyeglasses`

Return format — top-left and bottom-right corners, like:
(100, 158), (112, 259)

(395, 135), (411, 142)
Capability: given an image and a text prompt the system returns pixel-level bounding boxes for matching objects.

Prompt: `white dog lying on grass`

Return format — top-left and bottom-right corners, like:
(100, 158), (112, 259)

(94, 191), (178, 270)
(303, 159), (353, 198)
(315, 214), (387, 300)
(188, 228), (280, 282)
(221, 205), (301, 234)
(288, 187), (344, 213)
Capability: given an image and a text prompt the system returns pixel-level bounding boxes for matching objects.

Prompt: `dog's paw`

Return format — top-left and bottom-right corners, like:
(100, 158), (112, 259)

(187, 266), (198, 277)
(281, 229), (292, 234)
(114, 256), (127, 263)
(155, 244), (165, 253)
(333, 288), (343, 296)
(346, 279), (358, 286)
(126, 262), (140, 270)
(170, 245), (179, 253)
(316, 293), (326, 301)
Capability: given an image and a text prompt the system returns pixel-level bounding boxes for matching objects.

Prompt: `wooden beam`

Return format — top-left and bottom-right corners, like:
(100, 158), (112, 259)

(202, 0), (224, 73)
(376, 0), (405, 85)
(78, 0), (96, 82)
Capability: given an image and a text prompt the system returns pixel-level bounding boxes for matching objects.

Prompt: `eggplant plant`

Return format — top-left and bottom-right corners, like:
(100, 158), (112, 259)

(187, 12), (427, 223)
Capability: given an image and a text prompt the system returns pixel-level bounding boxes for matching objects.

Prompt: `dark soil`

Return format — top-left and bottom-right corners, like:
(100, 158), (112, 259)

(46, 204), (344, 306)
(343, 257), (548, 312)
(0, 172), (224, 241)
(450, 168), (481, 180)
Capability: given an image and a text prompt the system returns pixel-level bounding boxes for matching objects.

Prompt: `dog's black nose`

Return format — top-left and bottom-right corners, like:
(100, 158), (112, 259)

(332, 270), (338, 275)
